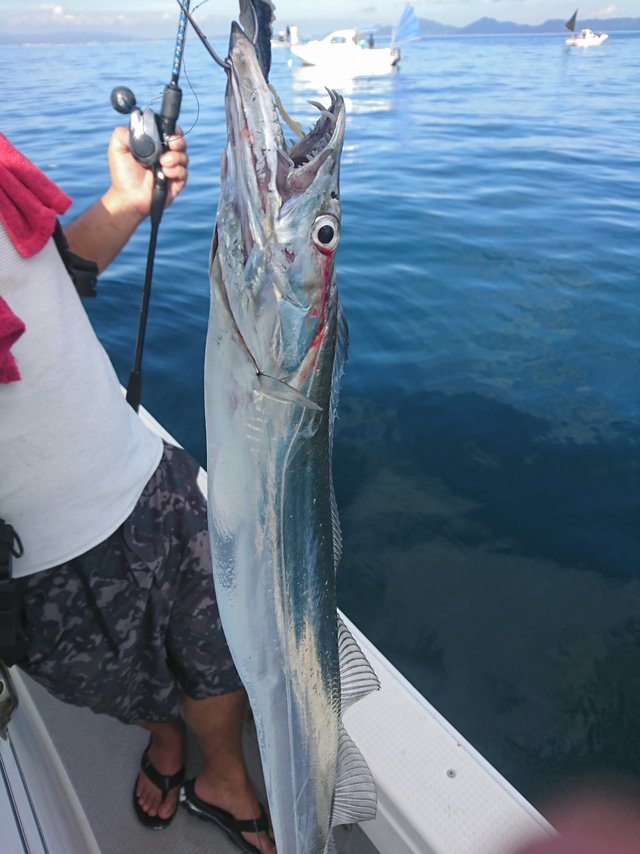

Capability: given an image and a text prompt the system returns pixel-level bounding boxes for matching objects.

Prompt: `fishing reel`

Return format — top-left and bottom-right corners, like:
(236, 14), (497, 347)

(110, 85), (181, 168)
(110, 86), (161, 167)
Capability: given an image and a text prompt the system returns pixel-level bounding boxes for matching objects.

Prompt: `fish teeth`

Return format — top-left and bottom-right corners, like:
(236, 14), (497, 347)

(307, 99), (337, 127)
(291, 122), (335, 170)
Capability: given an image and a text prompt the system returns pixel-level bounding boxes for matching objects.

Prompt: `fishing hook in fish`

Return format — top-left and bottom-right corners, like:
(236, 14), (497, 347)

(174, 0), (230, 68)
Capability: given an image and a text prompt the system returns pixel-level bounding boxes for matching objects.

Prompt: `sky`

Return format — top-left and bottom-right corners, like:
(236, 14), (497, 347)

(2, 0), (637, 39)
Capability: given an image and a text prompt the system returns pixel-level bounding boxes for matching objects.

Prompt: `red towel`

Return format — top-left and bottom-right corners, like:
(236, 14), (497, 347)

(0, 296), (26, 383)
(0, 132), (71, 258)
(0, 133), (72, 383)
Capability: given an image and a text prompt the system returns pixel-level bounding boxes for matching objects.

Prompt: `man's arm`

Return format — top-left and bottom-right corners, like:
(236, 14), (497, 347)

(63, 126), (189, 274)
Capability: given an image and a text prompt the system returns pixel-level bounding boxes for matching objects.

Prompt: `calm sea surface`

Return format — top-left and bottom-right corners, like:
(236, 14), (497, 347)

(3, 29), (639, 810)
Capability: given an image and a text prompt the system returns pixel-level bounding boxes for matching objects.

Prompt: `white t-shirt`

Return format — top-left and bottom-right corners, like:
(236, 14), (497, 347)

(0, 223), (163, 578)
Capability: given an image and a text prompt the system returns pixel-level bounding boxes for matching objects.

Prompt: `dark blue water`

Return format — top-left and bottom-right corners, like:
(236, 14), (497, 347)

(3, 30), (639, 809)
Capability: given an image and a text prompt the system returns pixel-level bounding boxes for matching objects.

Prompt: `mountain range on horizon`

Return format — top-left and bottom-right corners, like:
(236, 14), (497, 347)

(2, 14), (639, 45)
(384, 14), (640, 37)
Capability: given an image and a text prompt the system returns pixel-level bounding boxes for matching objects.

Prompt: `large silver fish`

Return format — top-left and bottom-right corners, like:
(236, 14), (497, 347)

(203, 4), (379, 853)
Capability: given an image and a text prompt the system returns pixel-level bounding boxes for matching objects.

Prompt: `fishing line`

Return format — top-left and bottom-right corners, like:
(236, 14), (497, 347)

(191, 0), (212, 14)
(174, 0), (230, 68)
(175, 55), (202, 139)
(148, 56), (201, 141)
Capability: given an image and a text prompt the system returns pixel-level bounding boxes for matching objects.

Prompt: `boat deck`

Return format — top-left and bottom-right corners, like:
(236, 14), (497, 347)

(10, 671), (376, 854)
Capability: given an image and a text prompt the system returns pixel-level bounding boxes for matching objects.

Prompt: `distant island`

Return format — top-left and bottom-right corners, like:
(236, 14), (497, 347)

(2, 15), (639, 45)
(386, 15), (640, 37)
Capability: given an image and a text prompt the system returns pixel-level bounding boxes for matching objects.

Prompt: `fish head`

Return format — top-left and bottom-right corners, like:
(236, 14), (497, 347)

(214, 21), (346, 386)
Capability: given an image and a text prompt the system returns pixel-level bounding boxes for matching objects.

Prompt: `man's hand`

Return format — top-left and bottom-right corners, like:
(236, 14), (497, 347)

(106, 125), (189, 220)
(64, 126), (190, 273)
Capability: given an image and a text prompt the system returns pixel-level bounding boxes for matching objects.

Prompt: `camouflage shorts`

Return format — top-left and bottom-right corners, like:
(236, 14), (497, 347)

(19, 442), (243, 724)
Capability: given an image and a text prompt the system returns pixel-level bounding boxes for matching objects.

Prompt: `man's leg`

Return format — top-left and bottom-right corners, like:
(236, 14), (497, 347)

(181, 689), (276, 854)
(134, 719), (184, 820)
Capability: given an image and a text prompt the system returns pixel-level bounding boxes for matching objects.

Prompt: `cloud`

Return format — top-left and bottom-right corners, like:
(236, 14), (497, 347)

(49, 4), (81, 24)
(4, 3), (141, 34)
(592, 4), (618, 16)
(32, 3), (94, 27)
(421, 0), (480, 6)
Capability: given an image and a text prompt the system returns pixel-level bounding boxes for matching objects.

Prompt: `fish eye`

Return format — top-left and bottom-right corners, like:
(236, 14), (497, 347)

(312, 215), (340, 251)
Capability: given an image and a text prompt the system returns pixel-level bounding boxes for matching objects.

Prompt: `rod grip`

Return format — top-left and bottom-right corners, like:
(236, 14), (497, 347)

(126, 370), (142, 412)
(158, 84), (182, 141)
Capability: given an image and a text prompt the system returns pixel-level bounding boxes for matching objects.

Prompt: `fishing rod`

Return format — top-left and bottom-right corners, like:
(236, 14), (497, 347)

(110, 2), (190, 412)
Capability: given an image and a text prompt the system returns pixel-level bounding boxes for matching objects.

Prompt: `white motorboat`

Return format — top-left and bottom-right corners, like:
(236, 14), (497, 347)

(565, 27), (608, 47)
(0, 404), (554, 854)
(564, 11), (608, 47)
(290, 29), (401, 73)
(289, 5), (420, 75)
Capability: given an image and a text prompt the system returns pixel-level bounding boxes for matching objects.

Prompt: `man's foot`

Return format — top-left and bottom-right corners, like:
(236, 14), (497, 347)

(180, 776), (276, 853)
(134, 722), (185, 828)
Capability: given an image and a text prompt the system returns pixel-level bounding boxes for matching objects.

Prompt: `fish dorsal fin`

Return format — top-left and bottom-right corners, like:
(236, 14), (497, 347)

(329, 301), (349, 570)
(331, 723), (377, 827)
(257, 373), (322, 411)
(331, 486), (343, 570)
(338, 614), (380, 712)
(330, 301), (349, 427)
(325, 833), (338, 854)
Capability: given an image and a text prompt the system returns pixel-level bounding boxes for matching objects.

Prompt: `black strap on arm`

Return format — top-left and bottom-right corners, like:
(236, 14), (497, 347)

(0, 520), (27, 667)
(52, 220), (99, 298)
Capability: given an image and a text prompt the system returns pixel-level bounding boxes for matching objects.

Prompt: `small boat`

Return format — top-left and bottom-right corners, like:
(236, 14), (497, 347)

(271, 24), (298, 49)
(290, 28), (401, 73)
(565, 27), (608, 47)
(564, 10), (608, 47)
(289, 4), (420, 75)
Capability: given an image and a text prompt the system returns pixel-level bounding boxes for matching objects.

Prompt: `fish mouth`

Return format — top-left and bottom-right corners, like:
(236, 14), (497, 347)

(286, 87), (343, 173)
(225, 22), (345, 222)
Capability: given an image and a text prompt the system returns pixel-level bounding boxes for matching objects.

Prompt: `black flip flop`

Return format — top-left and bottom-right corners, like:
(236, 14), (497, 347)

(133, 740), (185, 830)
(180, 778), (271, 853)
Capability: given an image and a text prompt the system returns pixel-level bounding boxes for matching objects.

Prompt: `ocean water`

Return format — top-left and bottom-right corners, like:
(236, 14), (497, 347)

(3, 28), (639, 810)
